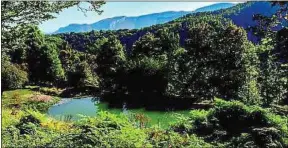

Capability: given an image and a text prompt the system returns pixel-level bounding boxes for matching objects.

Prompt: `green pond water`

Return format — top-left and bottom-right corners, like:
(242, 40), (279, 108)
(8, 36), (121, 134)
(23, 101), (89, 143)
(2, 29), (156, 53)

(48, 97), (191, 128)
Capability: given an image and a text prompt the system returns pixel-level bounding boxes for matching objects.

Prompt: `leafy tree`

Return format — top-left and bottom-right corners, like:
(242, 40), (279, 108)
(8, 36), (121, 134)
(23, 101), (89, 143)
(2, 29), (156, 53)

(25, 26), (65, 85)
(256, 40), (287, 106)
(96, 36), (126, 91)
(58, 42), (98, 88)
(131, 32), (161, 58)
(67, 61), (99, 88)
(155, 29), (183, 97)
(250, 2), (288, 105)
(177, 21), (252, 101)
(1, 1), (104, 30)
(25, 26), (45, 83)
(40, 44), (65, 84)
(237, 42), (261, 105)
(1, 1), (105, 67)
(275, 28), (288, 104)
(121, 57), (167, 96)
(86, 37), (108, 55)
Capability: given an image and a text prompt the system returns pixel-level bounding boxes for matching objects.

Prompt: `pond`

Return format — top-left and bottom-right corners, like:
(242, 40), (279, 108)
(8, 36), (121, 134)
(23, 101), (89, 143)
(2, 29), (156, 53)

(47, 97), (191, 128)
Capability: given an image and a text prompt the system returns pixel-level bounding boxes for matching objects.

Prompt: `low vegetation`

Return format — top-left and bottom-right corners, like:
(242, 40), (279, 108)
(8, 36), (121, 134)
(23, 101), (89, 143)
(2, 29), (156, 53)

(2, 91), (287, 147)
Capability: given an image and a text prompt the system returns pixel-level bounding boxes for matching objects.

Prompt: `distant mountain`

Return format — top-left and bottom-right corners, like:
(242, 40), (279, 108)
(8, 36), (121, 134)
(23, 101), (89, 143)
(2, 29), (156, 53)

(53, 3), (235, 34)
(194, 3), (235, 12)
(57, 2), (283, 52)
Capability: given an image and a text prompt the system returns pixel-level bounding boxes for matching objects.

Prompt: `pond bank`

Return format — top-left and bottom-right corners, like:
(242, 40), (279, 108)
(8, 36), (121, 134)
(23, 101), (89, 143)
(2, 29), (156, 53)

(48, 97), (192, 128)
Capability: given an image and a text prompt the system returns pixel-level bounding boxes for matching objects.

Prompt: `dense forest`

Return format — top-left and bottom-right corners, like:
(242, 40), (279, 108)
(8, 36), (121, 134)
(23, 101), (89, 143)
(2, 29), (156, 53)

(1, 1), (288, 147)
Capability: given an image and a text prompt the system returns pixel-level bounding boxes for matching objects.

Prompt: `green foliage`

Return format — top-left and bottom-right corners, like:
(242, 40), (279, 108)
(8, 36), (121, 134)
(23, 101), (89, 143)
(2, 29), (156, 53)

(58, 43), (99, 89)
(1, 61), (28, 90)
(2, 108), (213, 148)
(148, 127), (211, 148)
(86, 37), (108, 54)
(24, 97), (60, 113)
(119, 56), (168, 95)
(132, 32), (162, 58)
(96, 36), (126, 75)
(24, 26), (65, 85)
(66, 61), (99, 88)
(237, 42), (261, 105)
(2, 2), (288, 147)
(41, 43), (65, 83)
(1, 1), (104, 30)
(169, 19), (252, 101)
(38, 87), (63, 96)
(42, 112), (150, 147)
(25, 26), (45, 82)
(96, 36), (126, 91)
(172, 99), (288, 147)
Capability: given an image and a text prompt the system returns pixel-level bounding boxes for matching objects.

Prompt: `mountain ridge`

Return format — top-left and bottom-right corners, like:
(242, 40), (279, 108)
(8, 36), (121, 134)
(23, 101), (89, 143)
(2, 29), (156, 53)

(54, 3), (235, 34)
(56, 2), (284, 52)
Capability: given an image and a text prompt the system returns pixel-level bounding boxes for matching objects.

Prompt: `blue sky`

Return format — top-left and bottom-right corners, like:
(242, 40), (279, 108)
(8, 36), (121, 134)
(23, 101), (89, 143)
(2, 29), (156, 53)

(39, 2), (237, 33)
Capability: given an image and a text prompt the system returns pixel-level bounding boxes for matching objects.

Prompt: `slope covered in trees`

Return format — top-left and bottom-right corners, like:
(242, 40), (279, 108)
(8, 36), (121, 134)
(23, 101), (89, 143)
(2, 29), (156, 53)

(57, 2), (283, 53)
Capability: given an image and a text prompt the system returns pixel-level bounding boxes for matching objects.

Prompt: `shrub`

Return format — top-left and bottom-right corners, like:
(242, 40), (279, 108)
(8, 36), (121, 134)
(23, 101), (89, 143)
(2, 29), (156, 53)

(148, 127), (211, 148)
(2, 62), (28, 90)
(10, 92), (22, 108)
(30, 94), (53, 102)
(173, 99), (288, 147)
(25, 95), (59, 112)
(38, 87), (63, 96)
(46, 112), (150, 147)
(16, 114), (41, 135)
(2, 108), (25, 128)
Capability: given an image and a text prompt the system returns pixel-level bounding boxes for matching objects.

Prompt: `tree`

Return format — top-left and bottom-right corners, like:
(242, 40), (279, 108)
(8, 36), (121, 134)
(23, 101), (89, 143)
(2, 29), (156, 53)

(67, 61), (99, 88)
(1, 1), (105, 64)
(121, 56), (168, 96)
(238, 43), (261, 105)
(131, 32), (161, 58)
(58, 43), (98, 88)
(25, 26), (65, 85)
(40, 44), (65, 84)
(1, 1), (105, 30)
(86, 37), (108, 55)
(256, 39), (287, 106)
(250, 2), (288, 105)
(96, 36), (126, 91)
(154, 29), (183, 97)
(275, 28), (288, 104)
(97, 36), (126, 76)
(25, 26), (45, 83)
(171, 19), (257, 102)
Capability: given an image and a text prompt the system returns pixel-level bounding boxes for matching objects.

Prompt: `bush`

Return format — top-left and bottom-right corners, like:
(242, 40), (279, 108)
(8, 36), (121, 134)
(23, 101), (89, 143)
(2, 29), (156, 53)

(2, 108), (25, 128)
(25, 95), (60, 112)
(148, 127), (211, 148)
(46, 112), (150, 147)
(30, 94), (53, 102)
(2, 62), (28, 90)
(172, 99), (288, 147)
(38, 87), (63, 96)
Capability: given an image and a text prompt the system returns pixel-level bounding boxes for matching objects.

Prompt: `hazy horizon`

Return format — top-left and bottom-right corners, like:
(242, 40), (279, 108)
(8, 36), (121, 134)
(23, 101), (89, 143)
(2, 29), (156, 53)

(39, 2), (239, 33)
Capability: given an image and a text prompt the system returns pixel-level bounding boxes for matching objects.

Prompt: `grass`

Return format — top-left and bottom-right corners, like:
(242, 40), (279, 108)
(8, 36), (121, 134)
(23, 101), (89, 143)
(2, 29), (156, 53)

(3, 88), (60, 107)
(2, 89), (36, 107)
(2, 88), (69, 136)
(2, 88), (61, 127)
